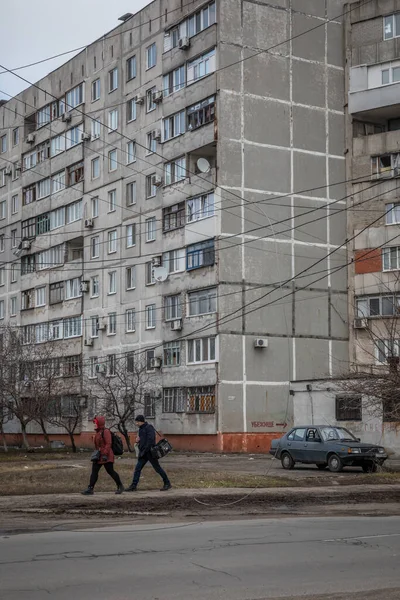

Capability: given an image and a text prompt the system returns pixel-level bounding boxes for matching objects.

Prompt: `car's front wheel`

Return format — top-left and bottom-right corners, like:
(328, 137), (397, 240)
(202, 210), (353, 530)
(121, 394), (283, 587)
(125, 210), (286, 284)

(317, 463), (328, 470)
(328, 454), (343, 473)
(281, 452), (295, 470)
(362, 462), (378, 473)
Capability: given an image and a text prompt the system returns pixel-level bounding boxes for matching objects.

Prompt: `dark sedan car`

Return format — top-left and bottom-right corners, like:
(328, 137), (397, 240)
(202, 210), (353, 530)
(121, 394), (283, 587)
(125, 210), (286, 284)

(269, 425), (388, 472)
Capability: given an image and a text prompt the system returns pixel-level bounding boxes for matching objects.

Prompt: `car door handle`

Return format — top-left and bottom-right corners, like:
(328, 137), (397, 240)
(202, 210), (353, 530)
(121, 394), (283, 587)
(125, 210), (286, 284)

(304, 444), (308, 447)
(288, 442), (291, 446)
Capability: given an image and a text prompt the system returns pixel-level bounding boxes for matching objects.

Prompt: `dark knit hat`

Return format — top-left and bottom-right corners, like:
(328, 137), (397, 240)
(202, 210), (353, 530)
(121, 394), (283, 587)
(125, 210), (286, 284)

(135, 414), (145, 423)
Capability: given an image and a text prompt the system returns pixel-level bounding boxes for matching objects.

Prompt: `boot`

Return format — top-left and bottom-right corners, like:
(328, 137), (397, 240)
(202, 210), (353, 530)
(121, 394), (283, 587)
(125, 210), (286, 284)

(126, 483), (138, 492)
(115, 484), (124, 495)
(81, 486), (94, 496)
(160, 483), (172, 491)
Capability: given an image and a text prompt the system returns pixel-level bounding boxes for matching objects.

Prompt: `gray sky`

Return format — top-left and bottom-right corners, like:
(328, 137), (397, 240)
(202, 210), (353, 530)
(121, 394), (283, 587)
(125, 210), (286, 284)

(0, 0), (150, 100)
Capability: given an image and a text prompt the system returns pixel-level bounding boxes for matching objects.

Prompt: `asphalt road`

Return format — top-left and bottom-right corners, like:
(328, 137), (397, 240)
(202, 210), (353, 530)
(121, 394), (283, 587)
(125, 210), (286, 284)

(1, 516), (400, 600)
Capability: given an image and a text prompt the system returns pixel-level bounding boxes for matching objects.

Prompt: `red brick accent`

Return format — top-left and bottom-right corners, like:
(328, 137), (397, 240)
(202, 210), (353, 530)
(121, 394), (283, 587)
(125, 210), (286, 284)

(354, 248), (382, 274)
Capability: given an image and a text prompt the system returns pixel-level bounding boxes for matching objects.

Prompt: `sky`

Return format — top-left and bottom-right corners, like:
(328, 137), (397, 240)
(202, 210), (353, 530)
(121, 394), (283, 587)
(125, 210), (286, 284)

(0, 0), (151, 101)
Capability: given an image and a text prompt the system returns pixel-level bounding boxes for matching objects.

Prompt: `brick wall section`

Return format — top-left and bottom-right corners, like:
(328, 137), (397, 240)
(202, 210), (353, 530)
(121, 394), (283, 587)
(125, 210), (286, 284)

(354, 248), (382, 274)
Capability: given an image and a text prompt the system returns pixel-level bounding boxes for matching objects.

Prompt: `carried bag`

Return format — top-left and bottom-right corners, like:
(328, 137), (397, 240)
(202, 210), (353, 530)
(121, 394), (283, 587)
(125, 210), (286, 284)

(150, 437), (173, 460)
(90, 450), (101, 462)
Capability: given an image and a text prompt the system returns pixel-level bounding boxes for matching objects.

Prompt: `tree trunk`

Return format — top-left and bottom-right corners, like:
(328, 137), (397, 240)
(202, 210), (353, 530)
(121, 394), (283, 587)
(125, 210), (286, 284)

(0, 422), (8, 452)
(119, 425), (133, 452)
(38, 418), (51, 447)
(20, 421), (30, 449)
(68, 431), (77, 453)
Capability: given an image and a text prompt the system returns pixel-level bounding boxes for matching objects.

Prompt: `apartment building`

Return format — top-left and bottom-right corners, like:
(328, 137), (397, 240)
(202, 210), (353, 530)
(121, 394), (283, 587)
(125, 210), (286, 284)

(0, 0), (347, 452)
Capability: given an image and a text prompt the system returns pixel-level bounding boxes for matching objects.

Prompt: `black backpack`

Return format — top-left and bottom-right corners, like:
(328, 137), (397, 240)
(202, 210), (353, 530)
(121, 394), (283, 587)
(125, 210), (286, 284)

(102, 429), (124, 456)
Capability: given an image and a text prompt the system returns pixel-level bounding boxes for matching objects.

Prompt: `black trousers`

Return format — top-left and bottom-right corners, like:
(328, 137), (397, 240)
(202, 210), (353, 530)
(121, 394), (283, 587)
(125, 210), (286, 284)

(89, 461), (122, 489)
(132, 452), (170, 487)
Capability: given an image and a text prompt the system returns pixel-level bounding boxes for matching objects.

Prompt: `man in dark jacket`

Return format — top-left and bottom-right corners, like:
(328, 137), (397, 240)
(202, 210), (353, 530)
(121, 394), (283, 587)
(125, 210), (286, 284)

(126, 415), (171, 491)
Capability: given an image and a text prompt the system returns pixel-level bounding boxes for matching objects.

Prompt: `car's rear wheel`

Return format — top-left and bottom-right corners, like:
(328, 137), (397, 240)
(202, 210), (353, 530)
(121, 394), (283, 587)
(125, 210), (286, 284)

(281, 452), (295, 470)
(362, 462), (378, 473)
(317, 463), (328, 470)
(328, 454), (343, 473)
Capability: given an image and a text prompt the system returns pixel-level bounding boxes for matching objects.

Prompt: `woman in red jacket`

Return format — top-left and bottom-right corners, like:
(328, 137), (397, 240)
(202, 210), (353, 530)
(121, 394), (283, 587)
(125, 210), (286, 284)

(81, 416), (124, 495)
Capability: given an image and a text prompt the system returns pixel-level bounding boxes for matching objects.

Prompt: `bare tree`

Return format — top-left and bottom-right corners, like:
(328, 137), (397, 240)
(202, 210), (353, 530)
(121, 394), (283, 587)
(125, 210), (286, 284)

(89, 353), (158, 452)
(46, 395), (84, 453)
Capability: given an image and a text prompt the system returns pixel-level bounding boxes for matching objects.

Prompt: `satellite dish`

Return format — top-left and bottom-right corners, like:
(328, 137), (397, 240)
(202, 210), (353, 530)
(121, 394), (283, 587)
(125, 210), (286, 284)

(153, 266), (168, 282)
(197, 157), (211, 173)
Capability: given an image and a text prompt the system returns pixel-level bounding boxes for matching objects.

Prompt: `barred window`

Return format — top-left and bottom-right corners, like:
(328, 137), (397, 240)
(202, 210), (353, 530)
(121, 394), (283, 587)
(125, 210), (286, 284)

(187, 386), (215, 413)
(335, 395), (362, 421)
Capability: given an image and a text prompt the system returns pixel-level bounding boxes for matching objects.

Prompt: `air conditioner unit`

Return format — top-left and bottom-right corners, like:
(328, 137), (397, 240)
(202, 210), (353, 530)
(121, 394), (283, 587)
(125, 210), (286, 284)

(80, 281), (89, 293)
(97, 320), (107, 331)
(84, 218), (94, 228)
(84, 338), (93, 346)
(152, 255), (162, 267)
(354, 318), (368, 329)
(153, 129), (162, 141)
(96, 364), (107, 374)
(81, 132), (91, 142)
(150, 357), (162, 369)
(178, 36), (190, 49)
(152, 174), (163, 187)
(62, 112), (72, 123)
(21, 240), (31, 251)
(26, 133), (35, 144)
(152, 91), (163, 103)
(254, 338), (268, 349)
(135, 94), (144, 105)
(171, 319), (182, 331)
(4, 167), (12, 176)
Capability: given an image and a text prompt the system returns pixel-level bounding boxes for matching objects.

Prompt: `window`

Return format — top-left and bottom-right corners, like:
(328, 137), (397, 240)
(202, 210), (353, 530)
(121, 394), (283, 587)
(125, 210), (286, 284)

(188, 2), (216, 37)
(164, 156), (186, 185)
(187, 386), (215, 413)
(144, 394), (155, 418)
(126, 308), (136, 332)
(109, 67), (118, 92)
(146, 87), (156, 112)
(63, 316), (82, 339)
(0, 135), (6, 153)
(50, 134), (65, 156)
(36, 244), (64, 270)
(66, 124), (83, 149)
(0, 235), (4, 252)
(187, 96), (215, 130)
(145, 261), (155, 285)
(163, 202), (185, 231)
(52, 171), (66, 193)
(147, 132), (157, 154)
(146, 304), (156, 329)
(146, 43), (157, 69)
(0, 267), (5, 286)
(187, 336), (216, 364)
(66, 199), (82, 224)
(108, 109), (118, 131)
(109, 149), (117, 172)
(384, 13), (400, 40)
(188, 287), (217, 316)
(164, 295), (182, 321)
(187, 192), (215, 222)
(37, 213), (51, 237)
(163, 66), (185, 97)
(376, 339), (400, 363)
(381, 63), (400, 85)
(108, 230), (117, 253)
(163, 248), (185, 274)
(187, 48), (216, 84)
(163, 341), (181, 367)
(91, 157), (100, 179)
(146, 174), (157, 198)
(146, 349), (155, 371)
(11, 263), (17, 283)
(163, 388), (185, 413)
(11, 229), (17, 248)
(146, 217), (156, 242)
(126, 223), (136, 247)
(163, 111), (185, 141)
(67, 161), (84, 185)
(0, 201), (5, 218)
(11, 195), (18, 215)
(187, 239), (215, 270)
(22, 149), (38, 170)
(107, 354), (116, 376)
(90, 316), (99, 338)
(91, 236), (100, 259)
(127, 98), (136, 122)
(49, 282), (64, 304)
(126, 181), (136, 205)
(35, 286), (46, 307)
(386, 202), (400, 225)
(92, 78), (100, 101)
(0, 300), (4, 319)
(108, 189), (116, 212)
(91, 197), (99, 218)
(10, 297), (17, 316)
(335, 395), (362, 421)
(383, 246), (400, 271)
(66, 83), (84, 109)
(127, 55), (136, 80)
(356, 295), (398, 318)
(37, 177), (51, 199)
(12, 128), (19, 147)
(372, 153), (400, 178)
(64, 356), (82, 377)
(127, 141), (136, 163)
(89, 356), (98, 378)
(126, 266), (136, 290)
(0, 169), (6, 187)
(108, 271), (117, 294)
(21, 255), (35, 275)
(65, 277), (81, 300)
(50, 207), (64, 230)
(108, 312), (117, 335)
(91, 118), (101, 139)
(91, 276), (99, 297)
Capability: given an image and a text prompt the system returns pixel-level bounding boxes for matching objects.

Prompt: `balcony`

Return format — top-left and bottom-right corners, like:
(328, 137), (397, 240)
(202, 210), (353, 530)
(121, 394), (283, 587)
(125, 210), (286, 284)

(349, 65), (400, 120)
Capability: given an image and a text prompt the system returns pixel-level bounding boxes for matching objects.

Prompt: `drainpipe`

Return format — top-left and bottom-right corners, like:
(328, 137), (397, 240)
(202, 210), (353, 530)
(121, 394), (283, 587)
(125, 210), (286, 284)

(306, 383), (314, 425)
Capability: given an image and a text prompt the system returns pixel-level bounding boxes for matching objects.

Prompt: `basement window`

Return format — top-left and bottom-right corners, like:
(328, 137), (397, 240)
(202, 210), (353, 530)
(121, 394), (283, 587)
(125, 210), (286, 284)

(335, 395), (362, 421)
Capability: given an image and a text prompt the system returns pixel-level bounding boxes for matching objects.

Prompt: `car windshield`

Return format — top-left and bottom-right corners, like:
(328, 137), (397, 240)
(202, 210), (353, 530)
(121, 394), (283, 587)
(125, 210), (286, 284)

(320, 427), (358, 442)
